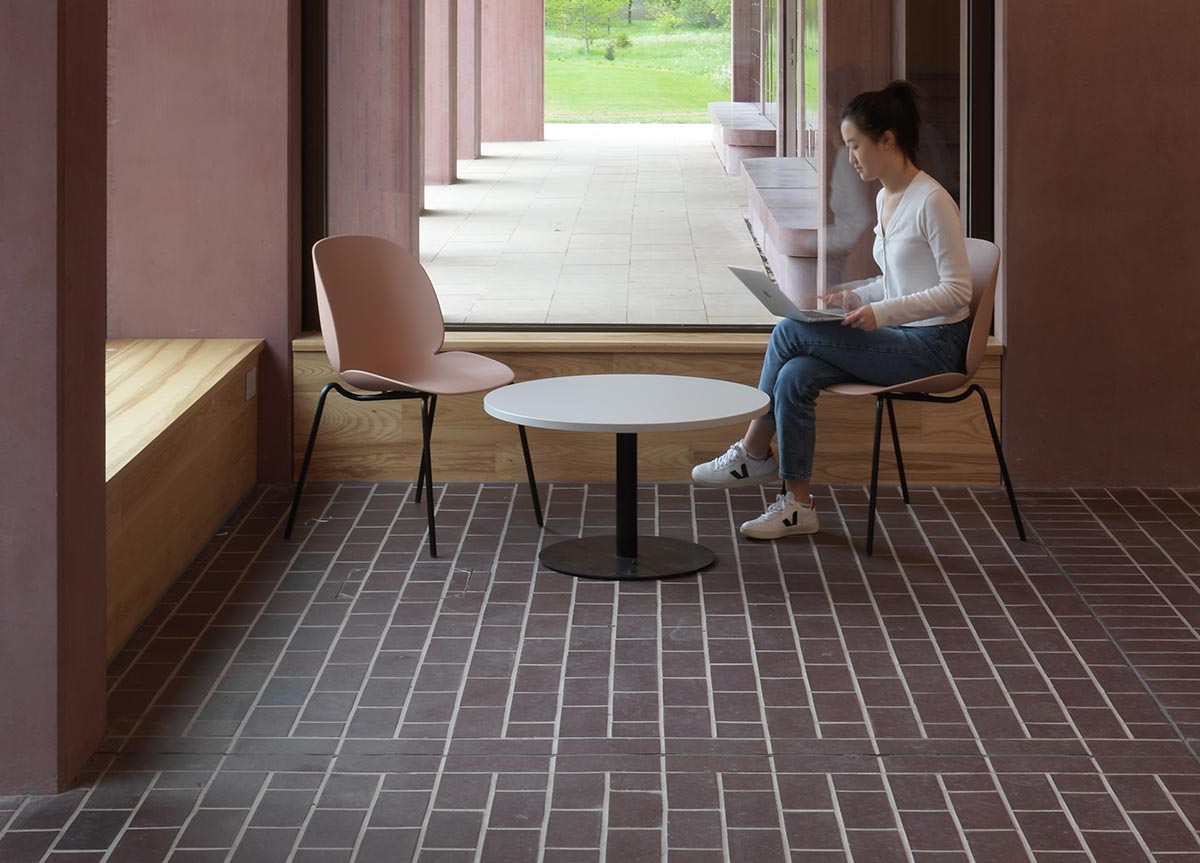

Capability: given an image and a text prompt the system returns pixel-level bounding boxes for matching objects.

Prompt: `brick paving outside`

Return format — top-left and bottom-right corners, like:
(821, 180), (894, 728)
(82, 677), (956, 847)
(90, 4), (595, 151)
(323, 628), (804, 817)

(3, 482), (1200, 862)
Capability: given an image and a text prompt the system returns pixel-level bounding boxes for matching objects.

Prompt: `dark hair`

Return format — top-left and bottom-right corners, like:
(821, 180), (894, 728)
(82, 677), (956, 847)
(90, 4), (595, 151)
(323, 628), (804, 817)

(840, 80), (922, 166)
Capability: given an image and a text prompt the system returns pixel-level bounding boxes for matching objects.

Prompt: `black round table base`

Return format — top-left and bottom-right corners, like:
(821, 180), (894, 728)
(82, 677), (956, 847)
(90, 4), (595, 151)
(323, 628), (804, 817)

(540, 535), (715, 581)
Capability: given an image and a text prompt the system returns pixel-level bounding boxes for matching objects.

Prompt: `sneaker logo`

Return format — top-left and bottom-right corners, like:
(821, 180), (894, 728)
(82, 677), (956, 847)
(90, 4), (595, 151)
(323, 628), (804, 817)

(782, 510), (799, 527)
(730, 464), (749, 480)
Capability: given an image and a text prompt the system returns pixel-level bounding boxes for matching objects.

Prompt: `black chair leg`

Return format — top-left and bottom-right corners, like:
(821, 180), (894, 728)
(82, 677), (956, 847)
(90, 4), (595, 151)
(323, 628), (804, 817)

(885, 398), (910, 504)
(415, 394), (438, 503)
(286, 382), (336, 539)
(865, 396), (884, 556)
(517, 425), (544, 527)
(973, 385), (1027, 542)
(419, 395), (438, 558)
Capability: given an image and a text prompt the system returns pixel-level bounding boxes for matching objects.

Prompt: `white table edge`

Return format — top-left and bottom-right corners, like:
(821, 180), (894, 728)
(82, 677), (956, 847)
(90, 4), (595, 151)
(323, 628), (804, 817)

(484, 400), (768, 435)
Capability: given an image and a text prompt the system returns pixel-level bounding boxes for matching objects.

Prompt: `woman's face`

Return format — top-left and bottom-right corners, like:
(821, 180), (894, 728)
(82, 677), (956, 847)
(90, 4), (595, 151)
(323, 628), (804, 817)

(841, 118), (891, 182)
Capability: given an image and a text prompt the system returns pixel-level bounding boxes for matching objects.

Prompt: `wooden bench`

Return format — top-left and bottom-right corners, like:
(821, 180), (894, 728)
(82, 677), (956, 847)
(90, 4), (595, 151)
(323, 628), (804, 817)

(743, 156), (821, 305)
(708, 102), (776, 175)
(106, 338), (264, 658)
(293, 331), (1005, 489)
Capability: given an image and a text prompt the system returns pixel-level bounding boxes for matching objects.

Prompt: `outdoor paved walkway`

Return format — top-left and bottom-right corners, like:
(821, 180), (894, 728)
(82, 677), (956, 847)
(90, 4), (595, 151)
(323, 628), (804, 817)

(420, 124), (777, 327)
(5, 483), (1200, 862)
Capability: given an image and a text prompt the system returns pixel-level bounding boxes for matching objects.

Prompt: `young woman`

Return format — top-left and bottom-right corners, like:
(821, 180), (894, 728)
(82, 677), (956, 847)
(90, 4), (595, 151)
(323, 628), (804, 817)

(692, 81), (973, 539)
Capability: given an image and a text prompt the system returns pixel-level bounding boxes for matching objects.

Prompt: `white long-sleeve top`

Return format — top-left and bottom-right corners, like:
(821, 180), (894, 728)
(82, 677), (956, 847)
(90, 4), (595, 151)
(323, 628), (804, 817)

(843, 171), (972, 329)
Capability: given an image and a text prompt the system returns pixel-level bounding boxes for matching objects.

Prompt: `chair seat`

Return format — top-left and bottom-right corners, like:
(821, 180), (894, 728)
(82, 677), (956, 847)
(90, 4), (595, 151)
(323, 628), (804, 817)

(342, 350), (515, 395)
(826, 371), (968, 397)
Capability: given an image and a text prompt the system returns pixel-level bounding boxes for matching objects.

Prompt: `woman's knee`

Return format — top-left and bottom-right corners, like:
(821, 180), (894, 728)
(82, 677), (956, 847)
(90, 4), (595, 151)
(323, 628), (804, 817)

(769, 318), (821, 359)
(774, 359), (824, 405)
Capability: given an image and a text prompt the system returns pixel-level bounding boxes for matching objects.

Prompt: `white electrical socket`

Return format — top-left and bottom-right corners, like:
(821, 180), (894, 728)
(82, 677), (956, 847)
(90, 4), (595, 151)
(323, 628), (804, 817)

(245, 367), (257, 401)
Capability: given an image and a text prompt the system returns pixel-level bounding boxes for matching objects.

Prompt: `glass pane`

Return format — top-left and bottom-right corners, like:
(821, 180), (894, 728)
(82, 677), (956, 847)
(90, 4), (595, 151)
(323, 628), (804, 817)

(762, 0), (777, 125)
(905, 0), (961, 202)
(802, 0), (818, 162)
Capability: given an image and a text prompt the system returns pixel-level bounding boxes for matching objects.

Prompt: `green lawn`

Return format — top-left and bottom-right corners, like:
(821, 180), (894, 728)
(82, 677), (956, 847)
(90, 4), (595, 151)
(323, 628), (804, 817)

(545, 22), (730, 122)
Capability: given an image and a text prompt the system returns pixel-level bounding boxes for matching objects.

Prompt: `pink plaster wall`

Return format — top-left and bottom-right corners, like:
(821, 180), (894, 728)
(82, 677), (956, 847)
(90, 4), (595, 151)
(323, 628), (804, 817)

(106, 0), (299, 483)
(999, 1), (1200, 485)
(0, 0), (108, 794)
(481, 0), (544, 142)
(458, 0), (483, 159)
(425, 0), (459, 184)
(327, 0), (423, 252)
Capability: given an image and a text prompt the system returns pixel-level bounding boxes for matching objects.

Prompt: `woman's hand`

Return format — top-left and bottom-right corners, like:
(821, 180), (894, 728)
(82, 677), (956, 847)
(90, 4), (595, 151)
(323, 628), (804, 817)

(824, 290), (861, 311)
(842, 304), (878, 331)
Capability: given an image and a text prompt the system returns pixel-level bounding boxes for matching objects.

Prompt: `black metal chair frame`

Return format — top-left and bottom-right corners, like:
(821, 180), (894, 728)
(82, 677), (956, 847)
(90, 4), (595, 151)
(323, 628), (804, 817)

(863, 383), (1025, 556)
(285, 382), (543, 557)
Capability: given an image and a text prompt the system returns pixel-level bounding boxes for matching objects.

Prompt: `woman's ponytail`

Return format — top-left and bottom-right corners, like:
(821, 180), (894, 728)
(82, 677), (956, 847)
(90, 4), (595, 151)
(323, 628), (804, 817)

(841, 79), (923, 166)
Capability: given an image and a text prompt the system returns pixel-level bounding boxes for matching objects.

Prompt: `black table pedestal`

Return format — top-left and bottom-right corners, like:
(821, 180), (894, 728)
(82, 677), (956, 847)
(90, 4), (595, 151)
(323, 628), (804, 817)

(539, 433), (716, 580)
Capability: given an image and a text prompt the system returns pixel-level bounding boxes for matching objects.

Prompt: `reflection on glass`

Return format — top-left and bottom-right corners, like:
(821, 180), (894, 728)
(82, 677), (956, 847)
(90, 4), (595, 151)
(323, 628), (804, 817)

(904, 0), (961, 202)
(762, 0), (778, 126)
(802, 0), (818, 162)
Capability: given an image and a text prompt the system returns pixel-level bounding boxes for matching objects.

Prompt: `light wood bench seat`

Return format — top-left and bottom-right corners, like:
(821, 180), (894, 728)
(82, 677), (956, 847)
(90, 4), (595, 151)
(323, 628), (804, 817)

(106, 338), (264, 658)
(708, 102), (776, 175)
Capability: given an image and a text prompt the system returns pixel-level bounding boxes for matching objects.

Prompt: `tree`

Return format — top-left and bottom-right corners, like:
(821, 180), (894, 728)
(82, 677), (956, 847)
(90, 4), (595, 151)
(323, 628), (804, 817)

(545, 0), (628, 55)
(646, 0), (728, 28)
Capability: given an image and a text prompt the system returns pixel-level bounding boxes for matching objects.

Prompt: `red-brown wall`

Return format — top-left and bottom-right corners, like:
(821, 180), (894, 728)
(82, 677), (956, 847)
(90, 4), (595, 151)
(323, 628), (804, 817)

(106, 0), (300, 482)
(426, 0), (458, 184)
(998, 1), (1200, 486)
(482, 0), (544, 141)
(1, 0), (108, 793)
(458, 0), (483, 159)
(326, 0), (424, 252)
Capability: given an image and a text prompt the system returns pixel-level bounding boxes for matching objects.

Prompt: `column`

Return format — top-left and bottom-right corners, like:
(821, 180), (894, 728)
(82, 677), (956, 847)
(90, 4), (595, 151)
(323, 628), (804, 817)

(457, 0), (483, 159)
(481, 0), (544, 142)
(327, 0), (424, 250)
(0, 0), (108, 794)
(731, 0), (760, 102)
(425, 0), (458, 184)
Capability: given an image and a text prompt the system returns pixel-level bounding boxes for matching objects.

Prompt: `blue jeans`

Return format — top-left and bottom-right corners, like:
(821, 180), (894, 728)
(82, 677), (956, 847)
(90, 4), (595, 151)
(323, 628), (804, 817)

(758, 319), (970, 480)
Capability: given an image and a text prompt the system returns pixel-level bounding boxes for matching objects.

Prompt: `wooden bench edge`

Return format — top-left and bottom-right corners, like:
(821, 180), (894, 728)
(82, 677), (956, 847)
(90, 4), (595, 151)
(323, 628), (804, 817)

(106, 338), (265, 483)
(294, 331), (1003, 357)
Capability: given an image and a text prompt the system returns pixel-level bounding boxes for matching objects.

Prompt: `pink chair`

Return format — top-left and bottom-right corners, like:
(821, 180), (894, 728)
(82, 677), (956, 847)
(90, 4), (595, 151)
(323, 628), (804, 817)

(825, 238), (1025, 555)
(285, 235), (542, 556)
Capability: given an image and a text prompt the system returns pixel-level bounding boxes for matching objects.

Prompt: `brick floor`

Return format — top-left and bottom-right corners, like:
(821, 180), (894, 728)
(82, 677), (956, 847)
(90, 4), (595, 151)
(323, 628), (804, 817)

(3, 482), (1200, 862)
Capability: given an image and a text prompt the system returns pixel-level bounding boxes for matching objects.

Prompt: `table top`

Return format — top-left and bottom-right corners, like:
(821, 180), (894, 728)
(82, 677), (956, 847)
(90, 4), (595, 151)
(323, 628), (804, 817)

(484, 374), (769, 434)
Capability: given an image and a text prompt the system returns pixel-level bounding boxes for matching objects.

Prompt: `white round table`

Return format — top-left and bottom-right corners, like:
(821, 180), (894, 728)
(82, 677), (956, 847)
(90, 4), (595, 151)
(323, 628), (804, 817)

(484, 374), (770, 580)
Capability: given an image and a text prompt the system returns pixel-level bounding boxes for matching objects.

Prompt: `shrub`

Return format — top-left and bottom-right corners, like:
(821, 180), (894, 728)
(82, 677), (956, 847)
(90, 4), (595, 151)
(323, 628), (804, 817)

(646, 0), (728, 28)
(615, 32), (632, 49)
(604, 42), (616, 60)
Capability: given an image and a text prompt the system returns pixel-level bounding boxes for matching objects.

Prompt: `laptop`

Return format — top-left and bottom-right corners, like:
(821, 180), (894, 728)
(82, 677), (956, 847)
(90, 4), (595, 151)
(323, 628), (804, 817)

(728, 266), (847, 323)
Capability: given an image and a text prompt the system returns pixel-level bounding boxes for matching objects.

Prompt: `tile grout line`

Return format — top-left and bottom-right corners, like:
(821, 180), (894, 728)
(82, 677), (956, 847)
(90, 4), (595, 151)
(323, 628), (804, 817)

(826, 487), (991, 752)
(155, 486), (371, 863)
(389, 481), (476, 738)
(281, 481), (398, 740)
(934, 487), (1102, 744)
(929, 774), (981, 863)
(979, 490), (1200, 765)
(40, 489), (291, 862)
(772, 523), (824, 741)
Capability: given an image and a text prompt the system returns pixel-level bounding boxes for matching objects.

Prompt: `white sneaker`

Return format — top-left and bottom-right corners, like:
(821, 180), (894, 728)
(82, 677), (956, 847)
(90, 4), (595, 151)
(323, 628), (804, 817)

(691, 440), (779, 488)
(740, 493), (820, 539)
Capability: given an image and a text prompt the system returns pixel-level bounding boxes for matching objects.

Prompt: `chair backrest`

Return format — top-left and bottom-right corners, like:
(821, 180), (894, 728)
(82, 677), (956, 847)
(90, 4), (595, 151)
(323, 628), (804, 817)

(311, 235), (445, 376)
(962, 238), (1000, 378)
